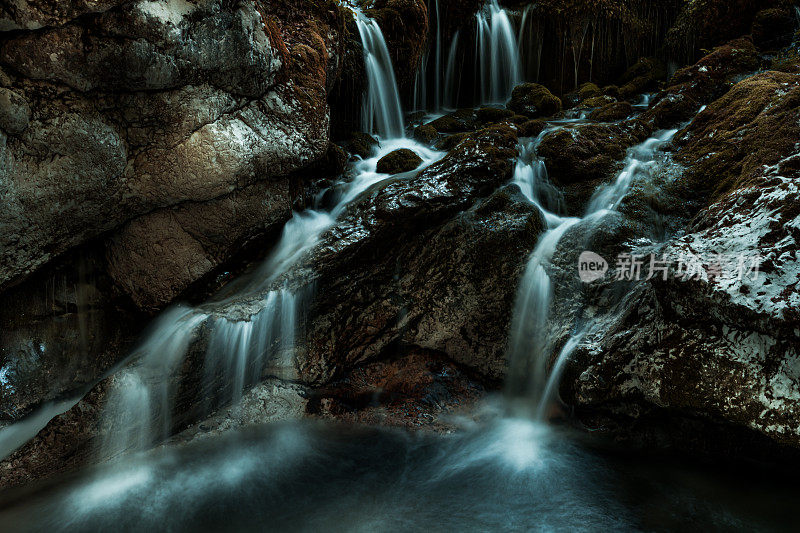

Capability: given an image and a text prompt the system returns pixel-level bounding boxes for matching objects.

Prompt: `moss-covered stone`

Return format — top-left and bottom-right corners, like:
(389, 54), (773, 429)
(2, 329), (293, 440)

(674, 71), (800, 201)
(507, 83), (562, 118)
(376, 148), (424, 174)
(752, 8), (797, 51)
(414, 124), (438, 144)
(582, 95), (617, 108)
(429, 109), (479, 133)
(589, 102), (634, 122)
(348, 131), (379, 158)
(578, 82), (601, 100)
(537, 122), (647, 185)
(619, 57), (667, 99)
(435, 132), (470, 151)
(519, 119), (546, 138)
(476, 106), (515, 123)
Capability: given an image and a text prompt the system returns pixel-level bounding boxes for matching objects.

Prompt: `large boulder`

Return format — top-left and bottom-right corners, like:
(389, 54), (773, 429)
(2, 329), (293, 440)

(558, 67), (800, 453)
(537, 122), (648, 186)
(376, 148), (423, 174)
(673, 71), (800, 201)
(643, 38), (760, 129)
(507, 83), (562, 118)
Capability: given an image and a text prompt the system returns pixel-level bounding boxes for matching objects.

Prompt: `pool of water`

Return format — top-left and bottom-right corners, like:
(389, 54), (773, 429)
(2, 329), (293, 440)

(0, 418), (796, 532)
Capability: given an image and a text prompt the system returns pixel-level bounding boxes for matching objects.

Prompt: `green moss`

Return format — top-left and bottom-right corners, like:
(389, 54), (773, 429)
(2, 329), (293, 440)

(376, 148), (424, 174)
(507, 83), (562, 118)
(414, 124), (438, 144)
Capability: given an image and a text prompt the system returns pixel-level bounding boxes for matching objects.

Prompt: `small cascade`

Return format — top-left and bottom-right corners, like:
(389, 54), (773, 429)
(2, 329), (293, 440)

(507, 124), (681, 417)
(475, 0), (522, 104)
(354, 9), (405, 138)
(96, 10), (439, 461)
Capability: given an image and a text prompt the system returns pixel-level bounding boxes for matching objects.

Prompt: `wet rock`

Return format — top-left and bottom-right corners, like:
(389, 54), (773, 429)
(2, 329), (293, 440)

(537, 122), (647, 185)
(414, 124), (438, 144)
(376, 148), (424, 174)
(309, 348), (485, 430)
(347, 131), (380, 158)
(752, 8), (797, 52)
(618, 57), (666, 99)
(519, 119), (545, 138)
(674, 71), (800, 201)
(589, 102), (634, 122)
(567, 152), (800, 449)
(507, 83), (562, 118)
(0, 88), (30, 134)
(429, 108), (480, 133)
(0, 0), (124, 31)
(643, 38), (760, 128)
(582, 95), (617, 108)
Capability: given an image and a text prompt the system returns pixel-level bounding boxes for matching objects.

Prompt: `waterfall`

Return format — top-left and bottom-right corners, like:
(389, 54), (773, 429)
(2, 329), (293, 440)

(354, 10), (405, 139)
(96, 9), (437, 457)
(507, 125), (680, 417)
(475, 0), (522, 104)
(443, 30), (461, 109)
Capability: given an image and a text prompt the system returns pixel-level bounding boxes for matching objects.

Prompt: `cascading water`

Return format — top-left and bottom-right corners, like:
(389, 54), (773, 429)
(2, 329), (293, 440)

(96, 9), (441, 461)
(475, 0), (522, 104)
(507, 125), (680, 417)
(354, 9), (405, 138)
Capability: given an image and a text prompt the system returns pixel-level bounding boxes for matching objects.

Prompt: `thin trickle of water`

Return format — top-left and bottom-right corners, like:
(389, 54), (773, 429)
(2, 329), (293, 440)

(443, 30), (461, 108)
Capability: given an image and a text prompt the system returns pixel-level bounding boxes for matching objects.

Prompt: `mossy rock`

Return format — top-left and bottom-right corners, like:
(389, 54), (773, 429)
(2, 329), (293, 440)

(602, 85), (621, 99)
(752, 8), (796, 51)
(619, 57), (667, 99)
(435, 132), (470, 152)
(519, 119), (546, 138)
(476, 106), (515, 123)
(507, 83), (562, 118)
(674, 71), (800, 202)
(583, 95), (617, 108)
(589, 102), (634, 122)
(414, 124), (438, 144)
(537, 123), (645, 185)
(348, 131), (379, 158)
(376, 148), (423, 174)
(578, 82), (601, 100)
(429, 109), (479, 133)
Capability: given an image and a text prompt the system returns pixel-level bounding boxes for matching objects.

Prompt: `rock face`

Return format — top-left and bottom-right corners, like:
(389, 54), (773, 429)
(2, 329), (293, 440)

(561, 71), (800, 450)
(0, 0), (361, 422)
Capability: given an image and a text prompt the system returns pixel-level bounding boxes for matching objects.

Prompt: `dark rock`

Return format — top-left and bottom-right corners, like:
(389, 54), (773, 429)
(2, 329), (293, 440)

(519, 119), (546, 138)
(348, 131), (380, 158)
(673, 71), (800, 201)
(507, 83), (562, 118)
(537, 122), (647, 185)
(435, 132), (470, 151)
(582, 95), (617, 108)
(376, 148), (424, 174)
(414, 124), (438, 144)
(429, 108), (480, 133)
(619, 57), (667, 99)
(752, 8), (797, 51)
(0, 88), (30, 134)
(589, 102), (634, 122)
